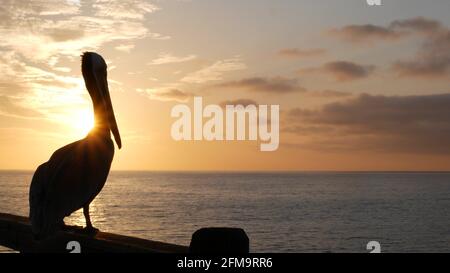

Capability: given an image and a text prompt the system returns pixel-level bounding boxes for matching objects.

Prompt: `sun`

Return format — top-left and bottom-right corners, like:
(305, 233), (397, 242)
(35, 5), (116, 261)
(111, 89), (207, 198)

(71, 108), (95, 136)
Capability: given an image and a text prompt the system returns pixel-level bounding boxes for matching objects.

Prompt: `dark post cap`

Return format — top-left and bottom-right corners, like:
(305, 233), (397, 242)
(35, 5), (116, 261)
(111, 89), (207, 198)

(189, 227), (249, 254)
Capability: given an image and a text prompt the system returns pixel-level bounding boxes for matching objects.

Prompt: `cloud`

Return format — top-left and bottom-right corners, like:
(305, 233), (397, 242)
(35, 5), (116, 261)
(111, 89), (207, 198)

(329, 17), (442, 44)
(0, 0), (168, 129)
(0, 51), (83, 97)
(137, 88), (194, 102)
(148, 53), (197, 65)
(46, 28), (85, 42)
(146, 32), (171, 40)
(390, 17), (450, 78)
(219, 99), (258, 108)
(93, 0), (159, 20)
(278, 48), (326, 58)
(0, 0), (80, 22)
(329, 17), (450, 79)
(214, 77), (306, 93)
(0, 95), (44, 119)
(0, 1), (161, 62)
(285, 93), (450, 154)
(306, 90), (353, 98)
(392, 28), (450, 78)
(181, 57), (246, 84)
(329, 24), (405, 43)
(115, 44), (135, 52)
(0, 50), (89, 129)
(300, 61), (376, 82)
(390, 17), (443, 33)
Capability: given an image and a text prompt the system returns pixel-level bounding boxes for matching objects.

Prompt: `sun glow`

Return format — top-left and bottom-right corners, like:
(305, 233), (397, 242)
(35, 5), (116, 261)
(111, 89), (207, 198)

(70, 108), (95, 137)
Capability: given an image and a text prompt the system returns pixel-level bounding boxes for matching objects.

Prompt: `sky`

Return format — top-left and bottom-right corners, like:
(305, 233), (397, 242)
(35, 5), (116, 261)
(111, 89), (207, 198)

(1, 0), (450, 171)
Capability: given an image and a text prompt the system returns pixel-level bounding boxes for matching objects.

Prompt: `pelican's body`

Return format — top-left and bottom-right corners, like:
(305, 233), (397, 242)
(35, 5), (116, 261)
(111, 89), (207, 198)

(29, 52), (122, 239)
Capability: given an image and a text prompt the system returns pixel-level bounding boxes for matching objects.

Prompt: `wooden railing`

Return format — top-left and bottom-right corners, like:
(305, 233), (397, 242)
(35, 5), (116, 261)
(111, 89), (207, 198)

(0, 212), (249, 253)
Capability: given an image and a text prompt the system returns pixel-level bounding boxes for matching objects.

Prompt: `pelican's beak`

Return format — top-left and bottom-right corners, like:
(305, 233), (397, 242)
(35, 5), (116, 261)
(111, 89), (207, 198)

(94, 74), (122, 149)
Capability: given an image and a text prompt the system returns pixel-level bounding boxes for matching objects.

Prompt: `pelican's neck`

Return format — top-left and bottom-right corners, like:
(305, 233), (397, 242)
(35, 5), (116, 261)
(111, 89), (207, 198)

(91, 100), (110, 136)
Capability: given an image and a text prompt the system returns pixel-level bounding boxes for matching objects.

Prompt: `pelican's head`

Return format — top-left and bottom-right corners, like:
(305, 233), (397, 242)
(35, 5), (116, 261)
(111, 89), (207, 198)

(81, 52), (122, 149)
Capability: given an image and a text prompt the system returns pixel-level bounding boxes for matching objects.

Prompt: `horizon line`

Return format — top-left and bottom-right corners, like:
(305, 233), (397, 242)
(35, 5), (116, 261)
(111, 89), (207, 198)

(2, 169), (450, 173)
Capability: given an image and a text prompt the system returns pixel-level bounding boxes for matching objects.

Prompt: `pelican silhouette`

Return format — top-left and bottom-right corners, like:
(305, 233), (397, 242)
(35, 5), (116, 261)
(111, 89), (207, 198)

(29, 52), (122, 239)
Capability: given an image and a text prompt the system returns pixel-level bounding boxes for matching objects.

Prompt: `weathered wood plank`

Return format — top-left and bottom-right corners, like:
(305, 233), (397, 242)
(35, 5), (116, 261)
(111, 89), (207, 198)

(0, 212), (189, 253)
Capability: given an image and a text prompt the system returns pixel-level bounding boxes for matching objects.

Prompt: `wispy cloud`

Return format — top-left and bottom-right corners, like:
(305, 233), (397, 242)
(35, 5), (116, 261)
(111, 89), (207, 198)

(214, 77), (305, 93)
(0, 0), (166, 128)
(137, 88), (194, 102)
(329, 24), (404, 44)
(390, 17), (443, 33)
(0, 95), (44, 119)
(300, 61), (376, 82)
(115, 44), (135, 52)
(329, 17), (442, 44)
(93, 0), (159, 20)
(148, 53), (197, 65)
(306, 90), (353, 98)
(0, 1), (161, 62)
(278, 48), (326, 59)
(219, 99), (258, 108)
(181, 57), (246, 84)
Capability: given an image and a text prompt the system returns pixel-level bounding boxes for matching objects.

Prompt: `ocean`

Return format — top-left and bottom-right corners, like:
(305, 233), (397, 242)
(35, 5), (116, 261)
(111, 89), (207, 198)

(0, 171), (449, 253)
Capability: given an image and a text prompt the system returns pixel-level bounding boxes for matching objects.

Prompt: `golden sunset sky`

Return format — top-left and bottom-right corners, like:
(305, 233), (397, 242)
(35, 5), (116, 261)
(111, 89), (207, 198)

(1, 0), (450, 171)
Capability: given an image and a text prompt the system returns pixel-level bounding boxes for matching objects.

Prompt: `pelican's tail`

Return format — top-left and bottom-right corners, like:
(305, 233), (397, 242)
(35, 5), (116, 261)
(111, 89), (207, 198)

(29, 163), (57, 240)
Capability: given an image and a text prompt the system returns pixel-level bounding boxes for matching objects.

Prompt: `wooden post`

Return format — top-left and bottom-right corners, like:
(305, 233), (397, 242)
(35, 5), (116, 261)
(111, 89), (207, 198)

(189, 227), (250, 253)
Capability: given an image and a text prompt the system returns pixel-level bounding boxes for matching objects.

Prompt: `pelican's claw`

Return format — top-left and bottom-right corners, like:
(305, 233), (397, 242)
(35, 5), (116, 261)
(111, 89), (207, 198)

(60, 224), (83, 232)
(83, 226), (99, 235)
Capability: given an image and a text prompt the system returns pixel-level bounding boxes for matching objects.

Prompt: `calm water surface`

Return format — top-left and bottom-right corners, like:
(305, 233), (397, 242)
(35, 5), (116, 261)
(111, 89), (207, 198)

(0, 171), (449, 252)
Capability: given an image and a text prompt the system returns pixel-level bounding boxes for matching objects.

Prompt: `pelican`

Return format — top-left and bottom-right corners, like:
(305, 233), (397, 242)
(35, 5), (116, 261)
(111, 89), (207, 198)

(29, 52), (122, 239)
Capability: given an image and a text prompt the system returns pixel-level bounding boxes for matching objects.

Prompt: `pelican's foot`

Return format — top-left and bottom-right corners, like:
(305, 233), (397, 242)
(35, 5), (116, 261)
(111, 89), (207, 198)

(59, 221), (83, 232)
(60, 221), (73, 231)
(83, 225), (99, 235)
